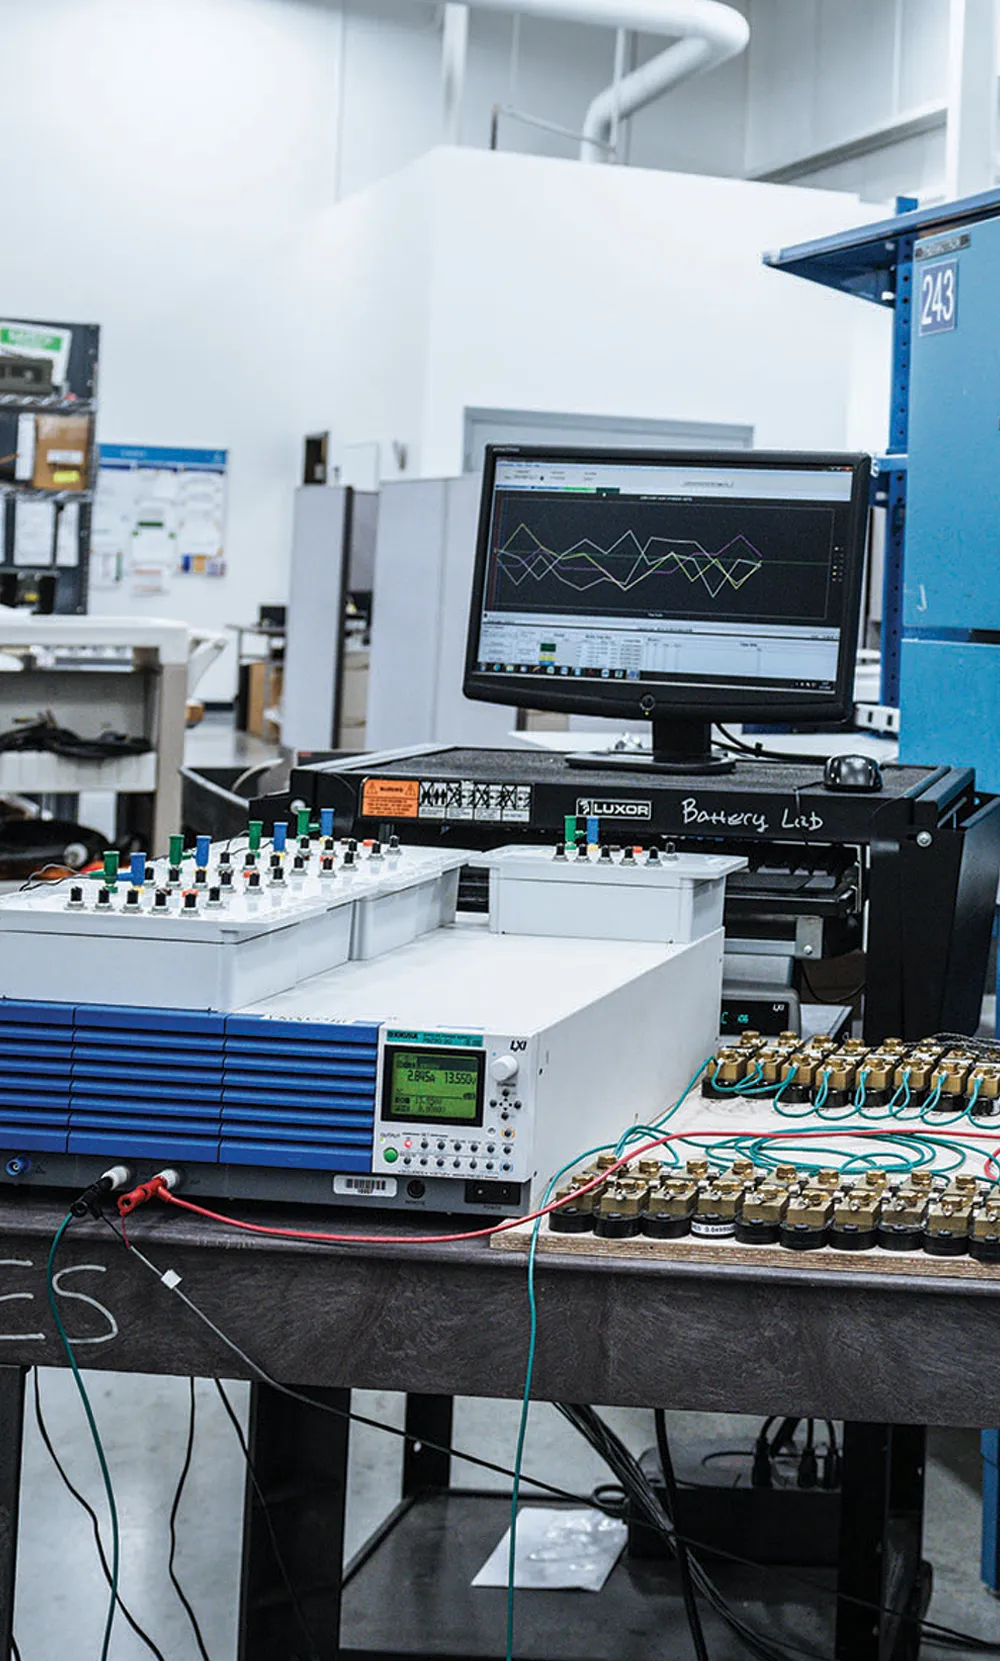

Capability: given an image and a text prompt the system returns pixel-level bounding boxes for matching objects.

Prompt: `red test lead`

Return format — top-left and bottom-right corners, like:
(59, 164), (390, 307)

(118, 1169), (182, 1218)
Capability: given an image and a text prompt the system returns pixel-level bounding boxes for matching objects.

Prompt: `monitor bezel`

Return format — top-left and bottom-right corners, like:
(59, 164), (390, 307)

(462, 445), (871, 728)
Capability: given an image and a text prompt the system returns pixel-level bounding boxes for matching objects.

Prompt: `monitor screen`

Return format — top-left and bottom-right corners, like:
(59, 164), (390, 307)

(463, 447), (869, 732)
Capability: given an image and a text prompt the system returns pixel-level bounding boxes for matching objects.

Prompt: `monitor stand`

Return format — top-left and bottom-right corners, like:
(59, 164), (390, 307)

(566, 717), (735, 776)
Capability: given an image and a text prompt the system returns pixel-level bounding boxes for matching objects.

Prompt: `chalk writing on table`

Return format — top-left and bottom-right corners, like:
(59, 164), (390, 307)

(0, 1258), (118, 1347)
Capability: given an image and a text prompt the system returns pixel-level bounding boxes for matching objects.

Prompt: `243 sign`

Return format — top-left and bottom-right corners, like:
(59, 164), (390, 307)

(919, 259), (958, 335)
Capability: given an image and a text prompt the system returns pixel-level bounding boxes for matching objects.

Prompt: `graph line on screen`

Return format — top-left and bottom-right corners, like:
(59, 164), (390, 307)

(496, 523), (769, 601)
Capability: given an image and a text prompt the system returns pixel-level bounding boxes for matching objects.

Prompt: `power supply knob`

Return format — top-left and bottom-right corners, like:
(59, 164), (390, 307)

(490, 1055), (519, 1083)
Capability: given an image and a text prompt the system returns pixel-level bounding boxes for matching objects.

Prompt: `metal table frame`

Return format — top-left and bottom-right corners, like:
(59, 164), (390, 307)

(0, 1198), (993, 1659)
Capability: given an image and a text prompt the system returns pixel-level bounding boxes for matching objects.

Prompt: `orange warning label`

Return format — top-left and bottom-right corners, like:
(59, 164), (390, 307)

(361, 777), (420, 818)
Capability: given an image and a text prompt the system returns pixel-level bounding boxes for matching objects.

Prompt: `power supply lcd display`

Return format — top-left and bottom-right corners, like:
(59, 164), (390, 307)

(381, 1047), (484, 1124)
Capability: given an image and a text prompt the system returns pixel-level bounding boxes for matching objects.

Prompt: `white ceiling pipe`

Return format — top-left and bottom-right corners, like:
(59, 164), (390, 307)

(426, 0), (748, 162)
(581, 3), (749, 162)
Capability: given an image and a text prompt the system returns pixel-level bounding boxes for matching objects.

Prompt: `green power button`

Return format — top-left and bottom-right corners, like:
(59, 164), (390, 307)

(384, 1147), (399, 1164)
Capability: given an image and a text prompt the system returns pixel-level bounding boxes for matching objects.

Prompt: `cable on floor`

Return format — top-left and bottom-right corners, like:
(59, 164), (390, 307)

(653, 1412), (711, 1661)
(46, 1214), (119, 1661)
(31, 1369), (167, 1661)
(98, 1213), (1000, 1660)
(212, 1380), (321, 1661)
(559, 1403), (817, 1661)
(167, 1379), (213, 1661)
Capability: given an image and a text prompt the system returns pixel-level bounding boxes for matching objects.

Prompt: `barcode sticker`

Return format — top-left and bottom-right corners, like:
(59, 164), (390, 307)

(333, 1175), (398, 1198)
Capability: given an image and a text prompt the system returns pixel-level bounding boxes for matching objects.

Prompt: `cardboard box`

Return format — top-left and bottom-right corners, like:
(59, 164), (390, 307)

(246, 660), (283, 741)
(32, 414), (91, 492)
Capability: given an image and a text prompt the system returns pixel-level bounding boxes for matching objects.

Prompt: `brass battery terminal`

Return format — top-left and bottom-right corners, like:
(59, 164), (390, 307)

(970, 1198), (1000, 1263)
(780, 1188), (834, 1251)
(691, 1175), (745, 1239)
(706, 1049), (752, 1097)
(641, 1176), (699, 1240)
(755, 1046), (803, 1097)
(924, 1193), (973, 1257)
(858, 1055), (897, 1106)
(549, 1181), (600, 1235)
(594, 1179), (650, 1240)
(927, 1061), (971, 1114)
(969, 1066), (1000, 1118)
(954, 1172), (981, 1190)
(779, 1056), (819, 1104)
(831, 1190), (879, 1252)
(890, 1059), (927, 1107)
(735, 1183), (789, 1244)
(877, 1188), (928, 1252)
(820, 1058), (857, 1108)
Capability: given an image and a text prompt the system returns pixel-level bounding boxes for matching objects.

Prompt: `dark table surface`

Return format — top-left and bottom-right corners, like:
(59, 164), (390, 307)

(3, 1192), (1000, 1426)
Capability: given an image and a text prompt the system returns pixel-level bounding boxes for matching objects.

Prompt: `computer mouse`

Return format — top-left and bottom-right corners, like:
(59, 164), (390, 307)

(823, 753), (883, 793)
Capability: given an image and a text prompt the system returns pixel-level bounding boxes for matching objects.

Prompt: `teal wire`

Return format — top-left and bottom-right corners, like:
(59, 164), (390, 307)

(506, 1056), (996, 1656)
(47, 1213), (120, 1661)
(505, 1057), (710, 1661)
(709, 1060), (763, 1095)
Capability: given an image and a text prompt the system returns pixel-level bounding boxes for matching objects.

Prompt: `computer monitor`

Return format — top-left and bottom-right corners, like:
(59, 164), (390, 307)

(463, 446), (870, 773)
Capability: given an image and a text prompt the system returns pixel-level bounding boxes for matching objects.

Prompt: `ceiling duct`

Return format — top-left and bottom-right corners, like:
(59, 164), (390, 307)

(434, 0), (749, 161)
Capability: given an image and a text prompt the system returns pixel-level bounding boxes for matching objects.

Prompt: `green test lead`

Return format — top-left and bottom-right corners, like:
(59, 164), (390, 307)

(248, 819), (264, 851)
(102, 850), (120, 889)
(564, 814), (578, 848)
(296, 808), (311, 839)
(168, 833), (185, 867)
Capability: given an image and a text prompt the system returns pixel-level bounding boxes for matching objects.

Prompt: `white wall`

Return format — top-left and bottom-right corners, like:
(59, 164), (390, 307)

(288, 147), (892, 479)
(424, 150), (893, 468)
(745, 0), (952, 197)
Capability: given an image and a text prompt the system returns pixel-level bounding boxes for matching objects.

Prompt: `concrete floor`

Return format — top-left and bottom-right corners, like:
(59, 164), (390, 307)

(10, 1371), (1000, 1658)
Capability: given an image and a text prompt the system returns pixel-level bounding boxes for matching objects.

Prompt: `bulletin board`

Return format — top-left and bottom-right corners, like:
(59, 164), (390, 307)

(91, 444), (228, 597)
(0, 316), (100, 613)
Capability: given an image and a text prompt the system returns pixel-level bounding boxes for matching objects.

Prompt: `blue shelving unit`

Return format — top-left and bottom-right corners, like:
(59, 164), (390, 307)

(768, 185), (1000, 1593)
(765, 186), (1000, 717)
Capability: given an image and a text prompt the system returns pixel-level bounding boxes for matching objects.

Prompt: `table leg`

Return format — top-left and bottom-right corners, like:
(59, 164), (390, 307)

(238, 1382), (350, 1661)
(0, 1365), (25, 1659)
(981, 1431), (1000, 1592)
(402, 1395), (454, 1496)
(835, 1421), (927, 1661)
